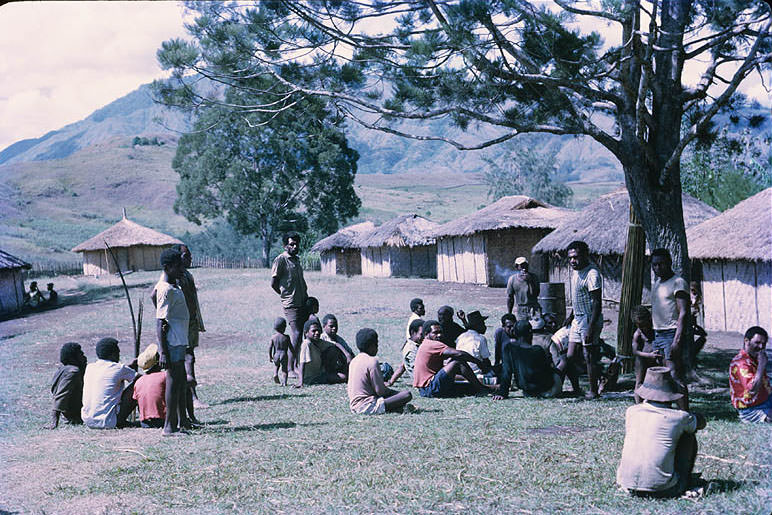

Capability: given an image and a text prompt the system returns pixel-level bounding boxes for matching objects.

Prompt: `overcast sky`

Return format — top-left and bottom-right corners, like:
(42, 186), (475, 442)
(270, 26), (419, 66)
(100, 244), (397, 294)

(0, 1), (769, 153)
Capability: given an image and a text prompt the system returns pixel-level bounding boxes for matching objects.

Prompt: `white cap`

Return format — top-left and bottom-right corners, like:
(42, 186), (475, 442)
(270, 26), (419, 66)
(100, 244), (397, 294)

(514, 256), (528, 266)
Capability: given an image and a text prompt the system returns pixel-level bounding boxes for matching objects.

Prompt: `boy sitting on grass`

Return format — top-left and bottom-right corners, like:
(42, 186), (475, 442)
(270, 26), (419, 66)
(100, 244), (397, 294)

(132, 344), (167, 428)
(406, 298), (425, 340)
(46, 342), (87, 429)
(321, 314), (355, 367)
(269, 317), (290, 386)
(632, 306), (663, 403)
(347, 328), (412, 414)
(387, 318), (424, 387)
(296, 320), (345, 387)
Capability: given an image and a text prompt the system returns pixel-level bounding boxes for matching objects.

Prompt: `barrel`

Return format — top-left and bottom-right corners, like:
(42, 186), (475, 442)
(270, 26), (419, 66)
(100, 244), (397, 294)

(538, 282), (566, 326)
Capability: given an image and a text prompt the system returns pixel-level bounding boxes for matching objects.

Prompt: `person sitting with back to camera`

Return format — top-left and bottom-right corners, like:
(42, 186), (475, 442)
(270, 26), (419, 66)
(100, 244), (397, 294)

(46, 342), (87, 429)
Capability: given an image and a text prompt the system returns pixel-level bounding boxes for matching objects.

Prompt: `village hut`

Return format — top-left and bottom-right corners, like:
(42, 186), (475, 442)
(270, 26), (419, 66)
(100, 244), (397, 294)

(433, 196), (570, 286)
(686, 188), (772, 333)
(311, 221), (376, 276)
(0, 249), (31, 315)
(532, 189), (718, 303)
(71, 214), (183, 276)
(358, 214), (438, 278)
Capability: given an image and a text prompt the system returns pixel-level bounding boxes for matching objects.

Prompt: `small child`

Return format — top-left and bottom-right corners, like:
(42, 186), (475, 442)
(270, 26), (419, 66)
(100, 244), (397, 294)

(387, 318), (425, 386)
(631, 305), (663, 403)
(406, 298), (426, 340)
(270, 317), (290, 386)
(46, 342), (87, 429)
(305, 297), (320, 326)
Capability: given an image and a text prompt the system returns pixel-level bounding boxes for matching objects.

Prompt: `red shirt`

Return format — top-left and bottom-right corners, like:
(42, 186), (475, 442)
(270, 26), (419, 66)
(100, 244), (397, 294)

(132, 371), (166, 420)
(729, 349), (771, 409)
(412, 338), (449, 388)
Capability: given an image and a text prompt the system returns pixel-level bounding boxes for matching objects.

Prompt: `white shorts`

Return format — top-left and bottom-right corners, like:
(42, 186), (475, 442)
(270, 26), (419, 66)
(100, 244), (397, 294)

(569, 315), (602, 346)
(351, 397), (386, 415)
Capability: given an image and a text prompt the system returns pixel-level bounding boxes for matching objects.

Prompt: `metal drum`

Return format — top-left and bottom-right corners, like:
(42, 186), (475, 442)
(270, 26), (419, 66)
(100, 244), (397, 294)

(538, 282), (566, 326)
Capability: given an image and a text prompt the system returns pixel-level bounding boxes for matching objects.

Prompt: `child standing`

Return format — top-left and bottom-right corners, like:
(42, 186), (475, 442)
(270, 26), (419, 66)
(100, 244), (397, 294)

(269, 317), (290, 386)
(631, 305), (663, 403)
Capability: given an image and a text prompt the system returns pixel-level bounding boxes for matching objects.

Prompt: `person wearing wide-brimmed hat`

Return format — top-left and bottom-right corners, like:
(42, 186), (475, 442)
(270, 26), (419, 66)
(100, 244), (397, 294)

(132, 344), (167, 429)
(455, 311), (494, 380)
(616, 367), (706, 497)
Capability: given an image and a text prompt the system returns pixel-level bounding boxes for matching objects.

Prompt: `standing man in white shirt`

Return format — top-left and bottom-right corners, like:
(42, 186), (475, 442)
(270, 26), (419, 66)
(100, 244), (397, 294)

(81, 338), (137, 429)
(156, 247), (190, 436)
(650, 248), (691, 411)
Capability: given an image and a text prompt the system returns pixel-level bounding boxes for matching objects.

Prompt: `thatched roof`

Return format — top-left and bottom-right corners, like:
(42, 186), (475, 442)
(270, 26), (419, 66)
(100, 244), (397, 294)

(433, 195), (570, 237)
(533, 189), (718, 255)
(687, 188), (771, 261)
(311, 221), (376, 252)
(0, 249), (31, 271)
(72, 216), (183, 252)
(357, 214), (438, 248)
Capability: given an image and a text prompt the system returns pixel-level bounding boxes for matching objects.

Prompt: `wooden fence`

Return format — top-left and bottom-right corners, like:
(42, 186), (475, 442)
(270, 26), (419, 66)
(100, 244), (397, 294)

(192, 254), (321, 271)
(23, 261), (82, 279)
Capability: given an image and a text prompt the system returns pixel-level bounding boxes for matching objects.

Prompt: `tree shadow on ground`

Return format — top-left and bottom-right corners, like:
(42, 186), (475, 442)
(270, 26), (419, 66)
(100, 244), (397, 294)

(202, 421), (327, 433)
(703, 478), (755, 496)
(215, 394), (310, 405)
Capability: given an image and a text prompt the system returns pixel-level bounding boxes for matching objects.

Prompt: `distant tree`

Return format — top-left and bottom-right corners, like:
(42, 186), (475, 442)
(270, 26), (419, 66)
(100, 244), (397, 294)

(483, 138), (573, 206)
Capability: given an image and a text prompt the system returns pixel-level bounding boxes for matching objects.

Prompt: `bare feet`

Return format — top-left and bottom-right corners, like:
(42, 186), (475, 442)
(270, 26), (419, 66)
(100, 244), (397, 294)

(584, 391), (600, 400)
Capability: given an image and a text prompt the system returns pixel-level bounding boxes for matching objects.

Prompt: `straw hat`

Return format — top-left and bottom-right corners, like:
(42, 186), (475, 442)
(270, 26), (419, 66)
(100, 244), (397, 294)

(634, 367), (683, 402)
(137, 344), (159, 371)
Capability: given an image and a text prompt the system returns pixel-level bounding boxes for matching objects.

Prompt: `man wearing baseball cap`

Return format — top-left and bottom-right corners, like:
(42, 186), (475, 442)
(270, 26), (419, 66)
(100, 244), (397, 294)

(506, 257), (539, 322)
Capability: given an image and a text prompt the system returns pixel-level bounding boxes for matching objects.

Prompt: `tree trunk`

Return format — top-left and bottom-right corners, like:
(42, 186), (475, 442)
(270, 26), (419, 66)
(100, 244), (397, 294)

(261, 226), (274, 268)
(617, 205), (646, 373)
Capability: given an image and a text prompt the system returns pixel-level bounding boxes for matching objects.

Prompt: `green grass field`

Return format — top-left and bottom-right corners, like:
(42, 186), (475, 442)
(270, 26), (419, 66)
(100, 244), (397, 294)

(1, 269), (769, 513)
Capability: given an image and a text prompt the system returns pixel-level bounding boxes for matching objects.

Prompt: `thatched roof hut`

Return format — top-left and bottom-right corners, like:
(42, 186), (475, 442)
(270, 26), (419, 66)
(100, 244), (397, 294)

(532, 189), (718, 302)
(358, 214), (439, 278)
(311, 221), (376, 276)
(433, 195), (570, 286)
(0, 249), (31, 315)
(72, 215), (183, 276)
(686, 188), (771, 332)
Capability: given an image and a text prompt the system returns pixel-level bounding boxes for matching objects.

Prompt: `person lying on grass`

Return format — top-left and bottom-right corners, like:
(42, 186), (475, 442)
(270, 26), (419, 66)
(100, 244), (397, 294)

(296, 320), (345, 387)
(405, 298), (425, 340)
(132, 344), (167, 429)
(631, 305), (663, 404)
(412, 320), (497, 398)
(269, 317), (290, 386)
(493, 320), (561, 400)
(729, 326), (771, 423)
(387, 318), (425, 387)
(347, 328), (412, 415)
(46, 342), (87, 429)
(81, 337), (138, 429)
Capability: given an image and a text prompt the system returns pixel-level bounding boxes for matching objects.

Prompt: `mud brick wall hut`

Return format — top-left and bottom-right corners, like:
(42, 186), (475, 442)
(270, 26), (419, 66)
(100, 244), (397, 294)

(433, 196), (569, 287)
(532, 189), (718, 303)
(358, 214), (438, 278)
(0, 250), (31, 315)
(687, 188), (772, 333)
(312, 221), (376, 276)
(72, 215), (183, 276)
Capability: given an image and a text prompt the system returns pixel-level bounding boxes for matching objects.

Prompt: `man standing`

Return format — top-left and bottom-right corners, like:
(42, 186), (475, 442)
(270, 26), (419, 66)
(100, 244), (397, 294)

(617, 367), (706, 498)
(560, 241), (603, 399)
(729, 326), (771, 423)
(506, 257), (539, 321)
(271, 233), (308, 374)
(178, 245), (207, 413)
(650, 248), (690, 410)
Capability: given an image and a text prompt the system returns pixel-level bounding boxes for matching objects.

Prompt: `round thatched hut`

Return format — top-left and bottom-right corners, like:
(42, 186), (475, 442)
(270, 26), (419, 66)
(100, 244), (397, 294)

(358, 214), (438, 278)
(72, 215), (183, 276)
(0, 249), (31, 315)
(532, 189), (718, 303)
(687, 188), (772, 333)
(433, 195), (570, 286)
(311, 221), (376, 276)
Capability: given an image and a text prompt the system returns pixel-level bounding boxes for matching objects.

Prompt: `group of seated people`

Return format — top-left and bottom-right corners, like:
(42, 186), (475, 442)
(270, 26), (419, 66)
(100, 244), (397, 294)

(24, 281), (57, 309)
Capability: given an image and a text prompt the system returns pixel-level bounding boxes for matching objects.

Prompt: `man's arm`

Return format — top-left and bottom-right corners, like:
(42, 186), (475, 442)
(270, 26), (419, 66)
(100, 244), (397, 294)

(442, 347), (482, 367)
(156, 319), (170, 368)
(507, 294), (514, 315)
(271, 276), (281, 295)
(331, 340), (354, 363)
(671, 292), (690, 355)
(386, 363), (405, 387)
(372, 363), (389, 398)
(587, 289), (602, 344)
(751, 351), (768, 394)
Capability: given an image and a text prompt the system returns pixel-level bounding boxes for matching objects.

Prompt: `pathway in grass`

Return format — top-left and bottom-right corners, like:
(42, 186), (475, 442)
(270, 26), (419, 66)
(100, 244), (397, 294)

(1, 269), (769, 513)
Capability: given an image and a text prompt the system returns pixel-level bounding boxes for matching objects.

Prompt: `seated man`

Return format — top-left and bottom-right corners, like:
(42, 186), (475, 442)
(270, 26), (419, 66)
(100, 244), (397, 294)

(320, 314), (355, 375)
(81, 338), (138, 429)
(387, 318), (424, 387)
(494, 321), (561, 399)
(617, 367), (706, 497)
(455, 310), (494, 381)
(132, 344), (167, 428)
(493, 314), (517, 370)
(295, 320), (344, 387)
(406, 298), (426, 340)
(347, 328), (412, 415)
(26, 281), (45, 308)
(437, 306), (466, 348)
(46, 283), (58, 306)
(729, 326), (771, 423)
(46, 342), (87, 429)
(412, 320), (496, 398)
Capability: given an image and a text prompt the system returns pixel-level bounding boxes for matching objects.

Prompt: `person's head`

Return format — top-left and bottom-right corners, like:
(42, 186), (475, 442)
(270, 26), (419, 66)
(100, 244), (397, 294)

(356, 328), (379, 355)
(179, 244), (192, 268)
(410, 298), (425, 316)
(515, 319), (533, 345)
(514, 256), (528, 272)
(409, 318), (425, 343)
(47, 283), (54, 291)
(95, 337), (120, 362)
(60, 342), (86, 368)
(501, 313), (517, 338)
(283, 233), (301, 256)
(634, 366), (684, 404)
(566, 241), (589, 270)
(322, 314), (338, 337)
(466, 310), (488, 334)
(689, 281), (700, 296)
(743, 326), (768, 359)
(305, 296), (319, 315)
(650, 248), (673, 279)
(137, 343), (160, 372)
(303, 319), (321, 340)
(160, 247), (184, 281)
(423, 320), (443, 341)
(437, 306), (454, 325)
(273, 317), (287, 333)
(631, 305), (652, 331)
(30, 281), (38, 291)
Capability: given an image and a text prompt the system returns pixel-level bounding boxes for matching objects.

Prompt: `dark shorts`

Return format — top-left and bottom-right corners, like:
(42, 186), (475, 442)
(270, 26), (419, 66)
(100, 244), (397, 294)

(418, 369), (456, 398)
(653, 329), (677, 361)
(168, 345), (187, 363)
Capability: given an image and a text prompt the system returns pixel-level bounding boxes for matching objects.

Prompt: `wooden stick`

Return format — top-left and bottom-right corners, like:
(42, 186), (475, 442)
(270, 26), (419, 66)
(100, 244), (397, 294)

(104, 240), (138, 358)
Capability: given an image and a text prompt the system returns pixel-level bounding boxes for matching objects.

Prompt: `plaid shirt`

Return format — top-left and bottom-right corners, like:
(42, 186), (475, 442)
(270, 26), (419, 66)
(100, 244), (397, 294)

(571, 264), (602, 316)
